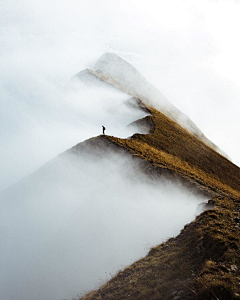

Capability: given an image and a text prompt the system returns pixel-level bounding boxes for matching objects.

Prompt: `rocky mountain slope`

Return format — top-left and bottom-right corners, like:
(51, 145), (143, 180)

(72, 54), (240, 300)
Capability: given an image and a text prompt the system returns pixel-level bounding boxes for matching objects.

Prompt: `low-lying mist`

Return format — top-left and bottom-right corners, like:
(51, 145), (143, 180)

(0, 73), (146, 192)
(0, 149), (208, 300)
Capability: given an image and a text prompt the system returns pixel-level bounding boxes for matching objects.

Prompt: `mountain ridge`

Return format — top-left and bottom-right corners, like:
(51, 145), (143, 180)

(72, 54), (240, 300)
(76, 103), (240, 300)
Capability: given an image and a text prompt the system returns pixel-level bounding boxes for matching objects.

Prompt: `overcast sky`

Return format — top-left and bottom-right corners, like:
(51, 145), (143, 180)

(1, 0), (240, 190)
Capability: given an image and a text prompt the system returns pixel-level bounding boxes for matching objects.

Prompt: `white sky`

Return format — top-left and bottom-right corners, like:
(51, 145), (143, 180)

(1, 0), (240, 189)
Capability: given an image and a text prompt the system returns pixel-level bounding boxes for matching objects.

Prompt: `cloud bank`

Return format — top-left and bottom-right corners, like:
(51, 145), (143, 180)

(0, 68), (147, 192)
(0, 149), (208, 300)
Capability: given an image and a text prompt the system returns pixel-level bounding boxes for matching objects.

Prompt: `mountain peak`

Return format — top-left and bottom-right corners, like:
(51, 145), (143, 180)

(95, 52), (143, 81)
(76, 53), (229, 158)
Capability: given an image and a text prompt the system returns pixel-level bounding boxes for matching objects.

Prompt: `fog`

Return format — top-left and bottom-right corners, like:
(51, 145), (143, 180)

(0, 1), (239, 299)
(0, 71), (147, 191)
(0, 148), (208, 300)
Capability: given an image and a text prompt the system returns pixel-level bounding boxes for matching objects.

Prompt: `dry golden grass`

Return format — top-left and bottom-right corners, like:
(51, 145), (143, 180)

(106, 103), (240, 199)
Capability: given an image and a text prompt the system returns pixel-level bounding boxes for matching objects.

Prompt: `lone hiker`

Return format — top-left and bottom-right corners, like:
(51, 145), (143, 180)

(102, 125), (106, 135)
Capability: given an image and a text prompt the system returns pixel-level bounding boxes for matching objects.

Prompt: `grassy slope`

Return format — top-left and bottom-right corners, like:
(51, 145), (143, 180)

(78, 99), (240, 300)
(107, 102), (240, 199)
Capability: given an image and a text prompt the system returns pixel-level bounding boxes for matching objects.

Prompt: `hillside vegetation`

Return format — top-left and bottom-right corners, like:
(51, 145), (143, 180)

(108, 100), (240, 199)
(76, 98), (240, 300)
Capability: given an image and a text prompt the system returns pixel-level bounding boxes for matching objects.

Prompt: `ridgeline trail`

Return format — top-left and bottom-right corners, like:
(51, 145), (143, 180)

(70, 53), (240, 300)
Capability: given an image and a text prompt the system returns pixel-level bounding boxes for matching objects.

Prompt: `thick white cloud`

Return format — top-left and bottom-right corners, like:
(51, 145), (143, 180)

(0, 150), (208, 300)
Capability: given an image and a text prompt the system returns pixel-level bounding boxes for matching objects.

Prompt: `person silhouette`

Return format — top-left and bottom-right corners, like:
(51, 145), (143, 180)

(102, 126), (106, 135)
